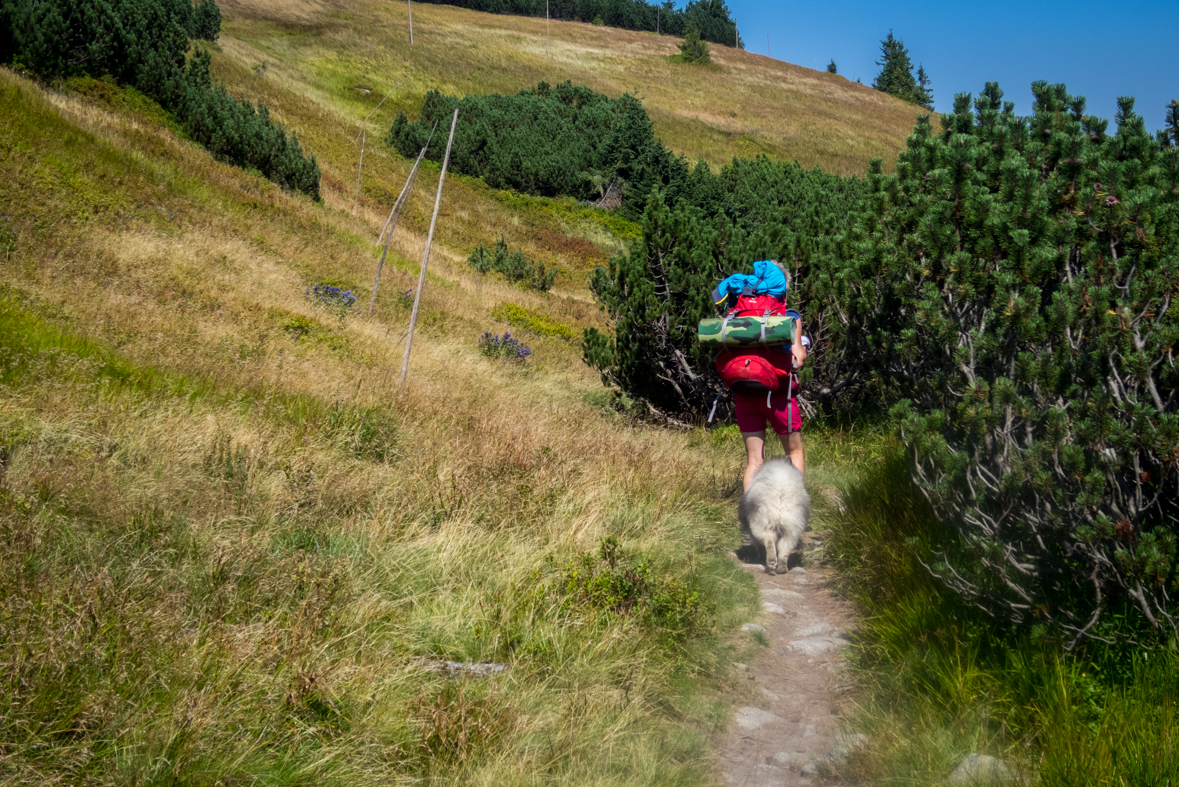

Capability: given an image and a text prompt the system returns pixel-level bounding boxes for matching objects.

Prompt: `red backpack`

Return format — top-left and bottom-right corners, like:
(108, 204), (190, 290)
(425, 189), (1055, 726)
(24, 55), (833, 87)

(714, 294), (795, 396)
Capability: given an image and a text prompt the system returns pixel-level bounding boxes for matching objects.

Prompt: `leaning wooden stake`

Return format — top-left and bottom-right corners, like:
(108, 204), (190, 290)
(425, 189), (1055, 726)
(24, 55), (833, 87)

(408, 0), (413, 44)
(369, 119), (438, 315)
(376, 118), (438, 246)
(353, 90), (394, 214)
(398, 108), (459, 389)
(546, 0), (550, 56)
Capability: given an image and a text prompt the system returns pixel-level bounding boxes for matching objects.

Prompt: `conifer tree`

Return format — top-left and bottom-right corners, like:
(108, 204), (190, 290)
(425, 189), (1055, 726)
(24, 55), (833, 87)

(678, 19), (711, 63)
(873, 31), (931, 108)
(916, 64), (933, 108)
(826, 59), (837, 74)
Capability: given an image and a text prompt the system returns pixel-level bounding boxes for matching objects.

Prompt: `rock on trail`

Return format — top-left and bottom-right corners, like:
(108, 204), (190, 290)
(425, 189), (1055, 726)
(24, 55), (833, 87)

(717, 533), (861, 786)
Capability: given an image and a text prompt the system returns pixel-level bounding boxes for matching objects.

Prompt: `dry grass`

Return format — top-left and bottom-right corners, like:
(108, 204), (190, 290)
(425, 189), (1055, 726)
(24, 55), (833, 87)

(0, 63), (760, 785)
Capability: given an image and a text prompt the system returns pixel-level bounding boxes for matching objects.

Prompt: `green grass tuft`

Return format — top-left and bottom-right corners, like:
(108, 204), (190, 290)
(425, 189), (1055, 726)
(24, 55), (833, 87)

(491, 302), (577, 341)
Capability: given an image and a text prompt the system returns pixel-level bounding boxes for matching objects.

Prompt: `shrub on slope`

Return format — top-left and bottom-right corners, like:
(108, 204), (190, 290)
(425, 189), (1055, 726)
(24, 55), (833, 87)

(855, 83), (1179, 645)
(389, 81), (687, 218)
(0, 0), (319, 198)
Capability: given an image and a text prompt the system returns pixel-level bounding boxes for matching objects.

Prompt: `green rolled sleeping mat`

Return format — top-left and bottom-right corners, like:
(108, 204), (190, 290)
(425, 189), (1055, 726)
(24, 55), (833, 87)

(697, 315), (795, 347)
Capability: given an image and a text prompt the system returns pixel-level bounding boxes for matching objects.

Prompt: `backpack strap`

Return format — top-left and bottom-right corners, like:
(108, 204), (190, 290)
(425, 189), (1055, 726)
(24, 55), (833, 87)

(784, 368), (794, 434)
(719, 314), (733, 345)
(707, 393), (721, 424)
(760, 310), (770, 348)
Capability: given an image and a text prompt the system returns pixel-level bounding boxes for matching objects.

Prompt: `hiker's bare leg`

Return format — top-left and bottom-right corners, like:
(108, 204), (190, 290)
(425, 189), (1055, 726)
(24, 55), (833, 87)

(780, 431), (804, 476)
(742, 431), (766, 491)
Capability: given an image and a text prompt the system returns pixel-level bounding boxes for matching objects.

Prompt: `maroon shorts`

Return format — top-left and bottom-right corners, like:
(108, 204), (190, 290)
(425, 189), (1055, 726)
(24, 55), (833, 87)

(734, 390), (803, 435)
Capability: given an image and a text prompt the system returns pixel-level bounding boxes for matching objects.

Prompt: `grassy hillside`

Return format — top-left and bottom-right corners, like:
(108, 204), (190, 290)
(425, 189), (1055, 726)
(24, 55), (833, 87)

(217, 0), (922, 178)
(0, 62), (775, 783)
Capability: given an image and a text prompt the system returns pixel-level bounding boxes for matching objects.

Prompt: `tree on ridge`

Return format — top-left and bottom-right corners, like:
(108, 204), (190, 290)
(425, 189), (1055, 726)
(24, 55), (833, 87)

(873, 30), (933, 109)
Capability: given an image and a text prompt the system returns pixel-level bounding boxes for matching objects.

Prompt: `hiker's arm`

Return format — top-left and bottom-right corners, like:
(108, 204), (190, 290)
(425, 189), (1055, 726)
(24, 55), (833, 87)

(793, 319), (807, 369)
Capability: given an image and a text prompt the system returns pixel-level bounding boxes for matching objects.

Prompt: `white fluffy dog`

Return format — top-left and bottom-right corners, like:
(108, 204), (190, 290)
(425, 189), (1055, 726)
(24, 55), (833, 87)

(738, 458), (810, 574)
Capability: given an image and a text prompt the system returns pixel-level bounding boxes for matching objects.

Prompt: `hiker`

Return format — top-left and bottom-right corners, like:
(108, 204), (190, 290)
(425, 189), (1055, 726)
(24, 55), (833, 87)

(736, 307), (806, 490)
(710, 260), (807, 490)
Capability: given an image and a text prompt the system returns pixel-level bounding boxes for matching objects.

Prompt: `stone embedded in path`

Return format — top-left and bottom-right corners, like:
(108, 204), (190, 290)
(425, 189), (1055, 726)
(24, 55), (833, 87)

(761, 601), (786, 614)
(416, 659), (507, 677)
(772, 751), (806, 767)
(762, 588), (805, 601)
(948, 753), (1020, 784)
(787, 637), (849, 656)
(741, 623), (768, 636)
(734, 706), (783, 730)
(752, 764), (788, 784)
(823, 733), (869, 767)
(790, 567), (808, 575)
(796, 622), (845, 638)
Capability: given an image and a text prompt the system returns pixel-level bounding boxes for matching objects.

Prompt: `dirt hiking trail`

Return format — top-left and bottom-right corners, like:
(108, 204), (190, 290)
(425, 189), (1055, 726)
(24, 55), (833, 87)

(716, 530), (862, 787)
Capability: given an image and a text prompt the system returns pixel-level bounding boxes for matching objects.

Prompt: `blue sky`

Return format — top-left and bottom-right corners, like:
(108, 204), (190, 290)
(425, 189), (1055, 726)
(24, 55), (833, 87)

(724, 0), (1177, 132)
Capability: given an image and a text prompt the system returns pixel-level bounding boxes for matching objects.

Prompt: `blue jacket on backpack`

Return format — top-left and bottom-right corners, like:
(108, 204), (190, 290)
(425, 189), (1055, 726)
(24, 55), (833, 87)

(711, 260), (788, 305)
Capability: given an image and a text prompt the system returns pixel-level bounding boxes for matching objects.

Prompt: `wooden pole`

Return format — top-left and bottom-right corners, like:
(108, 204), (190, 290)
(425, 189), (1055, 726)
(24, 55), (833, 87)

(376, 118), (438, 245)
(368, 120), (438, 316)
(546, 0), (549, 57)
(767, 34), (770, 59)
(354, 130), (365, 213)
(408, 0), (413, 44)
(398, 109), (459, 390)
(354, 90), (393, 214)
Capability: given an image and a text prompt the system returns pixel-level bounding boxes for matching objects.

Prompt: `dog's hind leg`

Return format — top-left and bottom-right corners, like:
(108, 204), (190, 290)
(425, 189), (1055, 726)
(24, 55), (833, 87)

(761, 534), (778, 574)
(774, 533), (795, 574)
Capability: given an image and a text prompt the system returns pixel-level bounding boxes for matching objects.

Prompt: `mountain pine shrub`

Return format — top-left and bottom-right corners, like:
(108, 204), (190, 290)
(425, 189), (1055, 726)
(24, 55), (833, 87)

(0, 0), (318, 198)
(854, 83), (1179, 645)
(190, 0), (222, 41)
(585, 81), (1179, 645)
(469, 237), (558, 292)
(388, 81), (688, 218)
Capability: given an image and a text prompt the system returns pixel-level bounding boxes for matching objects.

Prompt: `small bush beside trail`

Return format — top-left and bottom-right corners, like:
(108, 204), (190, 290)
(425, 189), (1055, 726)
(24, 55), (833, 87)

(307, 283), (360, 318)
